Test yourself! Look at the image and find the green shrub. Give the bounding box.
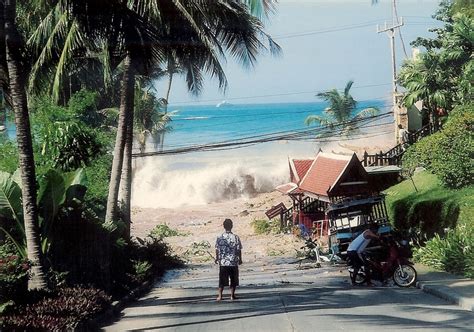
[130,260,152,284]
[133,236,183,276]
[0,241,28,308]
[149,224,187,239]
[413,225,474,277]
[182,241,213,262]
[251,218,281,235]
[403,104,474,189]
[1,287,111,330]
[0,141,18,173]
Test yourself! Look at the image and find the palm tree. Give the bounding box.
[398,52,448,126]
[111,0,281,231]
[305,80,379,135]
[3,0,47,290]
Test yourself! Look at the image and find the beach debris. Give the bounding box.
[239,210,250,216]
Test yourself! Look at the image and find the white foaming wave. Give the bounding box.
[131,157,288,208]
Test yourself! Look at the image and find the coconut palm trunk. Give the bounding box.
[105,54,135,224]
[4,0,47,290]
[158,69,173,152]
[119,95,134,240]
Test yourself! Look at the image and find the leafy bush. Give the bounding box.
[149,224,187,239]
[40,121,102,171]
[0,141,18,173]
[1,287,111,330]
[0,242,29,308]
[403,104,474,188]
[251,218,281,235]
[183,241,213,262]
[129,260,152,284]
[133,236,183,277]
[413,225,474,278]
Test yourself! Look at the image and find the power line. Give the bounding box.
[170,83,392,105]
[160,104,394,149]
[132,112,393,157]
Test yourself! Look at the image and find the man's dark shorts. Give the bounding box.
[219,266,239,288]
[347,251,364,269]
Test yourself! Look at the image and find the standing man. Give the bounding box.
[215,218,242,301]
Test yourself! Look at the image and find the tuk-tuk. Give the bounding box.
[326,195,392,257]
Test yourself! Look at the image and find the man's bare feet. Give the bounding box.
[216,296,222,302]
[230,295,237,301]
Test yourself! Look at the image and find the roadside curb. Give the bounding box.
[416,280,474,312]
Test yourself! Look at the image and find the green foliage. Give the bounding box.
[133,236,183,278]
[251,218,281,235]
[1,287,111,330]
[84,153,112,217]
[131,260,152,284]
[0,141,18,173]
[183,241,212,262]
[386,170,474,276]
[385,171,473,237]
[402,10,473,111]
[305,80,379,135]
[40,121,102,171]
[413,225,474,277]
[149,223,187,239]
[67,89,102,127]
[0,168,87,257]
[0,241,29,308]
[402,105,474,188]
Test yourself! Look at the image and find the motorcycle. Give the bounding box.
[348,238,417,287]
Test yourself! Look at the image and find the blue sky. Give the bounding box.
[154,0,442,106]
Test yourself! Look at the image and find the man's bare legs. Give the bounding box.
[216,287,223,301]
[230,286,236,300]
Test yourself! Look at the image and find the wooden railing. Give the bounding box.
[362,123,437,167]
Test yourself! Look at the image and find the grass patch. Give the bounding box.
[250,219,281,235]
[384,171,473,237]
[385,171,474,277]
[149,224,188,239]
[183,241,213,263]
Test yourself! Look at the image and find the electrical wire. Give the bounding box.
[170,83,392,105]
[132,111,394,157]
[161,104,394,148]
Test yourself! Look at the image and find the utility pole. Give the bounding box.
[377,0,405,144]
[377,16,404,98]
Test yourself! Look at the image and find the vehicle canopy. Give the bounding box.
[326,195,391,256]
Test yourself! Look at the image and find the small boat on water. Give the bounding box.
[216,100,232,108]
[0,125,6,131]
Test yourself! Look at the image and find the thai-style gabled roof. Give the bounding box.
[298,152,369,200]
[289,158,315,184]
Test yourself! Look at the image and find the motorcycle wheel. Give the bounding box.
[349,268,367,285]
[393,264,417,287]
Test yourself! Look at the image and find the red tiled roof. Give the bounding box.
[275,182,298,194]
[299,153,352,197]
[290,159,314,184]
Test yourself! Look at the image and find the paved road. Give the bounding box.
[104,260,474,331]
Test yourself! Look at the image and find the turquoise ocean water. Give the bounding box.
[163,100,388,149]
[132,99,390,208]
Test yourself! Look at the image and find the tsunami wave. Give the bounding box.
[131,155,289,208]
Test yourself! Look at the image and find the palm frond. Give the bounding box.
[304,115,331,126]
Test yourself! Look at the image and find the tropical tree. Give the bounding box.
[133,80,172,154]
[1,0,48,290]
[109,0,281,234]
[400,5,474,119]
[305,80,379,135]
[398,52,449,125]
